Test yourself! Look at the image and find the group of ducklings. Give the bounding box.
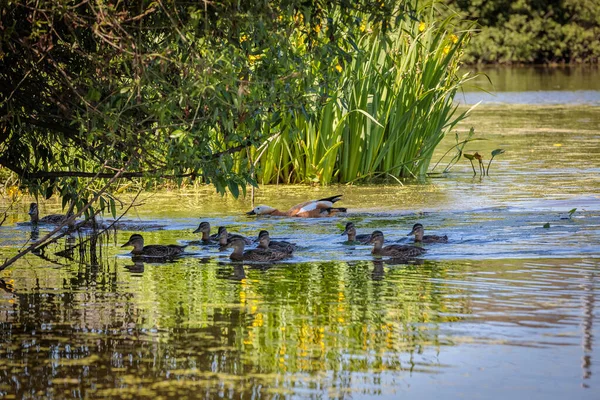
[27,197,448,263]
[120,221,448,262]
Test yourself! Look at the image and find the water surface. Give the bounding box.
[1,104,599,398]
[460,66,600,105]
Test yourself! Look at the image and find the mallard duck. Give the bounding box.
[226,236,291,262]
[28,202,72,225]
[246,194,346,217]
[407,223,448,243]
[341,222,371,244]
[192,221,219,242]
[257,230,296,253]
[217,226,252,247]
[121,234,186,258]
[369,230,426,259]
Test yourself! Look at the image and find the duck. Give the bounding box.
[256,230,296,253]
[217,226,252,247]
[121,234,187,258]
[369,230,426,259]
[226,236,291,262]
[28,202,72,225]
[341,222,371,244]
[407,223,448,243]
[246,194,346,217]
[192,221,219,242]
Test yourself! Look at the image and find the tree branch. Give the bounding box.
[0,140,253,180]
[0,164,129,272]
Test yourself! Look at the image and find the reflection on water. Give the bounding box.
[0,255,598,398]
[1,104,600,398]
[460,66,600,105]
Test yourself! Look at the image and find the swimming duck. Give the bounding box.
[257,230,296,253]
[407,223,448,243]
[226,236,291,262]
[369,230,426,259]
[121,234,187,258]
[246,194,346,217]
[341,222,371,244]
[217,226,252,246]
[28,202,72,225]
[192,221,219,242]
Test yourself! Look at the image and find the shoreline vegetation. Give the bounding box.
[446,0,600,64]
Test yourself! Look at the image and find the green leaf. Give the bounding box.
[110,198,117,218]
[568,208,577,218]
[543,223,550,229]
[463,153,474,160]
[45,186,53,200]
[491,149,505,157]
[228,181,239,198]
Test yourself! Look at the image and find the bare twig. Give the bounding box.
[0,164,129,272]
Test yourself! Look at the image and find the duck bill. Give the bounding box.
[246,210,256,215]
[121,240,132,248]
[341,228,349,236]
[192,227,202,233]
[407,228,417,236]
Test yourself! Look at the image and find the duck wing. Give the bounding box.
[39,214,68,224]
[142,244,186,257]
[423,235,448,243]
[269,240,296,253]
[356,234,371,244]
[383,244,426,258]
[243,248,290,262]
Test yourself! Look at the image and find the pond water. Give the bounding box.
[460,66,600,105]
[1,75,600,398]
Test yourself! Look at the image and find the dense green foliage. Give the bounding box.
[1,0,470,213]
[249,10,472,184]
[446,0,600,63]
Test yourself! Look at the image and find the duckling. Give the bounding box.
[369,230,426,259]
[341,222,371,244]
[121,234,186,258]
[192,221,218,242]
[407,223,448,243]
[246,194,346,217]
[257,230,296,253]
[226,236,291,262]
[217,226,252,247]
[28,202,73,225]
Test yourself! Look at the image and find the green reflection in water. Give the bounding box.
[0,102,599,398]
[462,65,600,92]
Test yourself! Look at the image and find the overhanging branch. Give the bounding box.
[0,140,253,180]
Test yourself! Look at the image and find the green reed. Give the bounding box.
[252,3,474,184]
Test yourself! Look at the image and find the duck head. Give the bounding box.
[369,230,385,249]
[341,222,357,239]
[246,205,276,215]
[257,230,270,248]
[407,223,424,241]
[122,234,144,253]
[193,221,211,234]
[226,236,246,260]
[28,202,39,223]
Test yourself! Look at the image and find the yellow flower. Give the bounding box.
[248,54,262,64]
[335,64,343,72]
[314,24,321,33]
[240,35,248,43]
[360,21,366,32]
[450,34,458,43]
[443,45,451,55]
[419,22,426,32]
[6,186,22,199]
